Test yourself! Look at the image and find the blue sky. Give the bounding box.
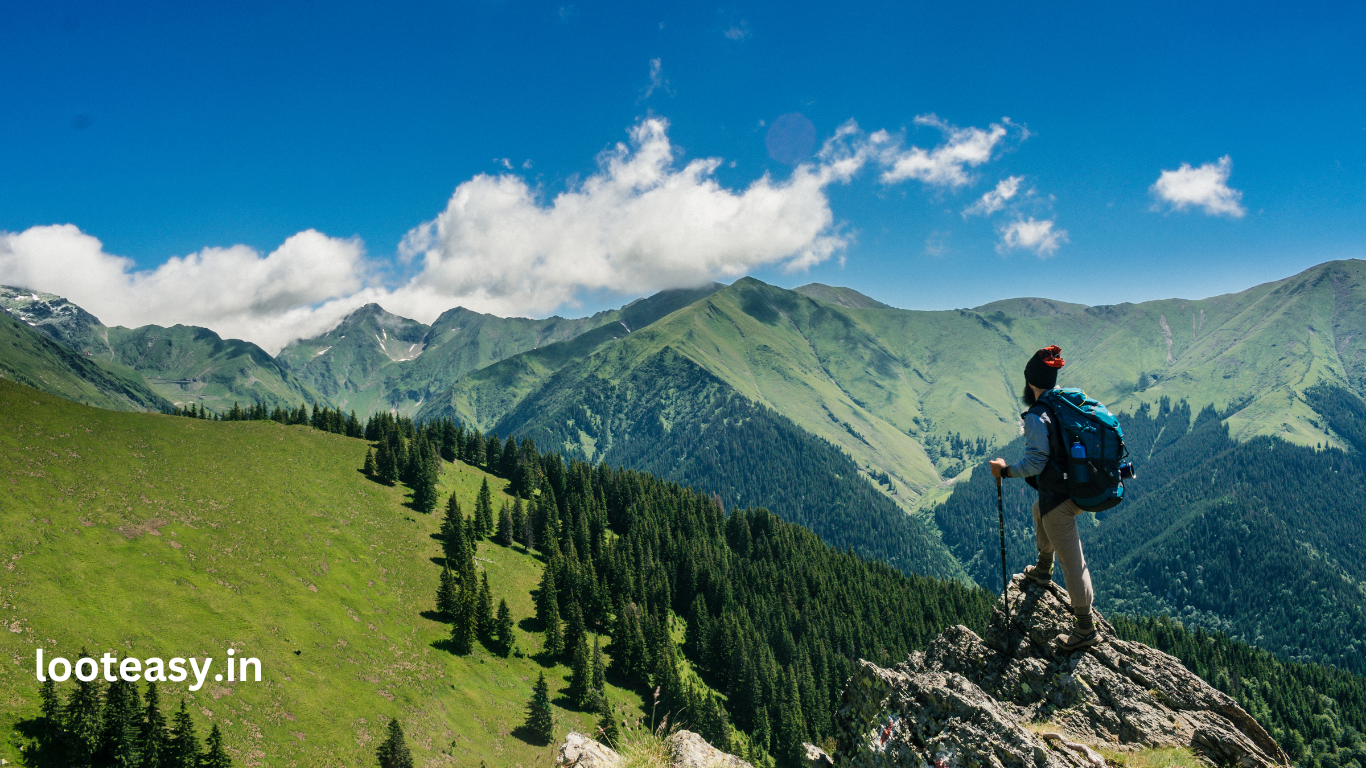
[2,0,1363,350]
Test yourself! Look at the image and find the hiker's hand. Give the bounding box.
[989,459,1008,478]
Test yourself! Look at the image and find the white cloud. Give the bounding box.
[643,58,670,99]
[393,117,869,321]
[1150,155,1245,217]
[964,175,1024,217]
[997,217,1067,257]
[877,115,1017,187]
[0,225,373,353]
[724,21,750,40]
[1,115,1023,352]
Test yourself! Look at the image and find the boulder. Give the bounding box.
[556,731,623,768]
[833,575,1290,768]
[555,730,752,768]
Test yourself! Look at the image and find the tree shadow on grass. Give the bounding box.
[429,637,459,654]
[357,469,391,486]
[429,556,449,567]
[509,723,552,747]
[420,609,449,624]
[10,717,67,767]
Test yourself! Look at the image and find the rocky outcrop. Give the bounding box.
[557,732,624,768]
[833,575,1289,768]
[555,730,753,768]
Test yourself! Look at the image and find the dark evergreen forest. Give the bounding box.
[494,347,963,581]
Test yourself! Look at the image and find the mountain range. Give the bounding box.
[6,260,1366,670]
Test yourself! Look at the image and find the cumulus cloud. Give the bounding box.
[724,21,751,40]
[876,115,1018,187]
[393,117,869,321]
[963,175,1024,217]
[2,114,1022,351]
[997,218,1068,258]
[0,225,373,353]
[1150,155,1245,217]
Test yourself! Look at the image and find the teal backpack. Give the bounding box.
[1036,388,1131,512]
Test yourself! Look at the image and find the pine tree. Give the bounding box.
[596,694,620,748]
[451,587,477,655]
[495,598,515,657]
[474,478,494,537]
[537,566,563,656]
[485,433,503,472]
[363,447,377,476]
[497,502,514,547]
[64,648,103,765]
[543,594,563,657]
[440,495,463,554]
[167,699,200,768]
[39,678,60,744]
[774,670,807,768]
[476,572,494,642]
[567,633,592,708]
[376,440,397,484]
[524,672,554,745]
[412,444,440,513]
[591,635,606,698]
[564,601,586,662]
[536,480,560,557]
[202,723,231,768]
[511,498,527,545]
[436,565,458,620]
[141,681,170,768]
[376,718,415,768]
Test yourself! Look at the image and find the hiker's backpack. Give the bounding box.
[1036,388,1129,512]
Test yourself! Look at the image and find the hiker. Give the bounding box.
[988,345,1100,651]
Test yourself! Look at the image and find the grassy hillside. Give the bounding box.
[0,310,171,414]
[0,380,644,766]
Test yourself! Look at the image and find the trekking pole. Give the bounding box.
[997,475,1009,645]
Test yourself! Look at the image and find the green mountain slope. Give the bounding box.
[495,346,967,580]
[0,379,645,766]
[1,286,319,413]
[435,260,1366,498]
[792,283,893,309]
[280,286,723,418]
[0,309,171,412]
[105,324,320,411]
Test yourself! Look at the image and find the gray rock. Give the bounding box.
[557,731,623,768]
[667,730,753,768]
[834,576,1289,768]
[555,730,752,768]
[804,742,836,767]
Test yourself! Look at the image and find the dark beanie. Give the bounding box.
[1025,345,1065,389]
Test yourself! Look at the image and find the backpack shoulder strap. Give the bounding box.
[1029,398,1067,472]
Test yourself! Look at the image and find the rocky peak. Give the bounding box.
[832,576,1289,768]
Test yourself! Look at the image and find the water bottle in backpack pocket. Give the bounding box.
[1039,389,1131,512]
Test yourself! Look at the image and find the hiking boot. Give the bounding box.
[1022,552,1053,585]
[1055,609,1102,652]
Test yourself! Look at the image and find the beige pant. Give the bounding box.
[1032,499,1094,611]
